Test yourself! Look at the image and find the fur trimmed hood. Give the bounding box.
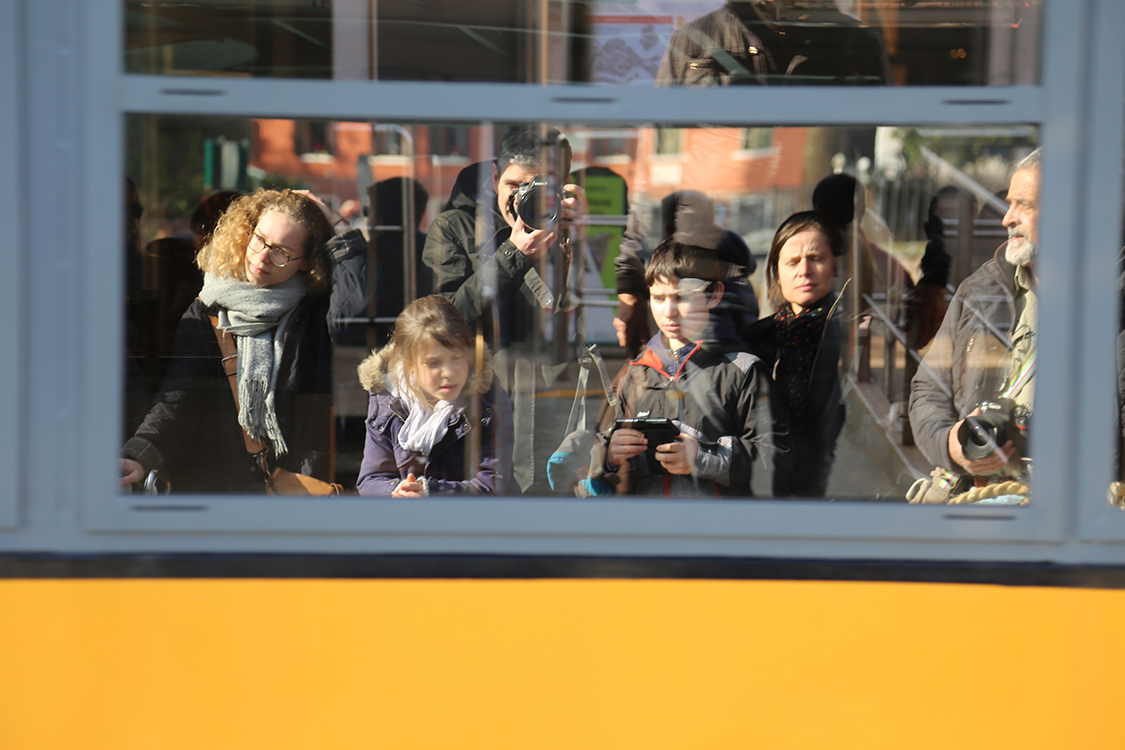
[358,340,496,397]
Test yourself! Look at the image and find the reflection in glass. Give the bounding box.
[124,1,1043,86]
[759,211,846,498]
[122,186,363,493]
[1114,243,1125,508]
[906,148,1039,506]
[355,296,515,497]
[123,116,1037,501]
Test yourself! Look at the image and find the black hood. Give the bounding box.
[444,160,498,213]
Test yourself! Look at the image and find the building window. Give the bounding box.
[654,128,683,156]
[740,128,773,152]
[294,121,334,156]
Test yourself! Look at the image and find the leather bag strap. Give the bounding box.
[208,314,267,455]
[208,313,342,496]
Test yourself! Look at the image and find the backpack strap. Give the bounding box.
[564,343,618,435]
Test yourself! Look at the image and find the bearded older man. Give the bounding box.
[908,149,1040,497]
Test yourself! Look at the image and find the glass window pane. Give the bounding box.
[121,116,1038,503]
[1113,131,1125,512]
[124,1,1043,86]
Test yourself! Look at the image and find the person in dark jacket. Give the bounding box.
[903,192,953,350]
[120,188,367,493]
[613,190,759,358]
[656,1,892,87]
[908,151,1040,493]
[590,240,761,498]
[422,124,586,348]
[356,296,514,496]
[360,177,430,348]
[747,211,846,498]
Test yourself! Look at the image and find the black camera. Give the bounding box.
[508,178,564,230]
[956,398,1031,462]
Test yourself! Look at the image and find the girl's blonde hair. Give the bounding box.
[195,188,333,292]
[391,296,474,405]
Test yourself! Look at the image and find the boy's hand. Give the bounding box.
[608,428,647,469]
[656,435,698,475]
[392,473,425,498]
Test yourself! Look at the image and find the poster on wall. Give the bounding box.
[587,2,720,84]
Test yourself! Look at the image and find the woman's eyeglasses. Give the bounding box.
[249,231,303,268]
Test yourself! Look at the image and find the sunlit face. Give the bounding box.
[777,229,836,314]
[413,334,470,404]
[1002,168,1040,267]
[648,277,723,350]
[243,210,309,287]
[494,162,554,228]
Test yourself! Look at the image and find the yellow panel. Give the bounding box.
[1,579,1123,750]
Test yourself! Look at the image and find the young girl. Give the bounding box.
[356,296,514,496]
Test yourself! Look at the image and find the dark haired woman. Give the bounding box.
[749,211,847,498]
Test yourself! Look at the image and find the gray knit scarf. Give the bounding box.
[199,272,308,456]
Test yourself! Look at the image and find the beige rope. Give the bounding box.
[947,481,1029,505]
[1109,482,1125,509]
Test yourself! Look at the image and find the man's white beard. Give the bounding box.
[1005,232,1037,267]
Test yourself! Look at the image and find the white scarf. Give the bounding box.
[390,364,459,458]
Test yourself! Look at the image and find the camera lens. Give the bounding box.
[515,180,562,230]
[959,422,994,462]
[957,410,1008,462]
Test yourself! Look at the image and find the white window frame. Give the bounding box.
[11,0,1118,560]
[1073,0,1125,542]
[0,0,23,530]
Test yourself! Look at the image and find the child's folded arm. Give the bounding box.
[356,470,403,496]
[428,385,516,496]
[421,463,505,496]
[356,397,408,496]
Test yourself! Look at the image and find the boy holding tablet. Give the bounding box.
[590,239,762,497]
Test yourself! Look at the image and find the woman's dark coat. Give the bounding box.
[746,293,845,498]
[123,232,367,493]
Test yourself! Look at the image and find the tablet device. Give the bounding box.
[615,418,681,474]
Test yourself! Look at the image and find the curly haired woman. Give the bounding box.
[120,188,366,493]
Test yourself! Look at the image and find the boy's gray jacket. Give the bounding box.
[589,334,762,498]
